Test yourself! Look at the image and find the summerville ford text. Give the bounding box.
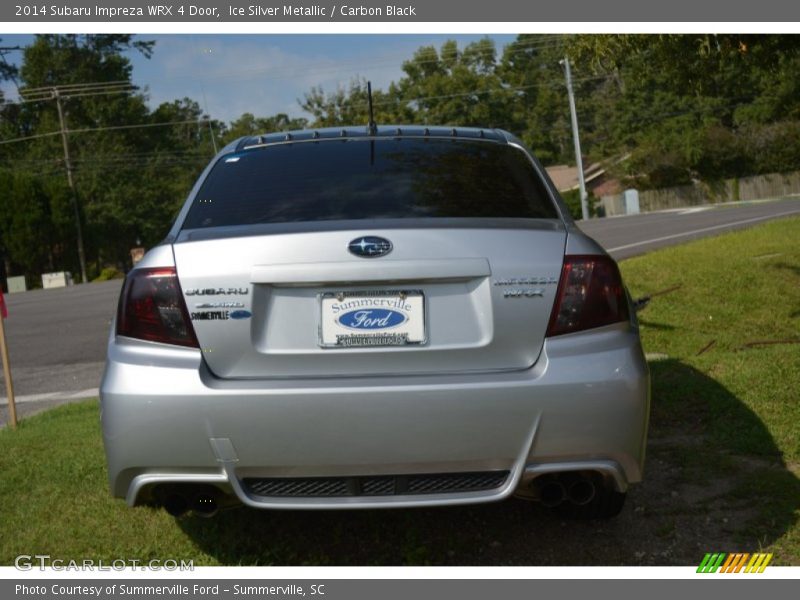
[16,584,318,596]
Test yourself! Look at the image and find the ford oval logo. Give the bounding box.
[338,309,407,330]
[348,236,392,258]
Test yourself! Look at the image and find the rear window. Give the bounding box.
[181,138,558,229]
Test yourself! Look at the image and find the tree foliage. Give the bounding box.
[300,39,515,131]
[564,34,800,185]
[300,35,800,187]
[222,112,308,144]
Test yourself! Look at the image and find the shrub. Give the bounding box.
[92,267,123,282]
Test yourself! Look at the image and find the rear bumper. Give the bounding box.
[100,323,649,508]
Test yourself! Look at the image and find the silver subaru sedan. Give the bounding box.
[100,126,649,519]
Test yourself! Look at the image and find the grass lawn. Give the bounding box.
[1,216,798,566]
[620,215,800,563]
[622,218,800,460]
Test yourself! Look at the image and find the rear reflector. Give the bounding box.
[546,255,629,337]
[116,267,198,347]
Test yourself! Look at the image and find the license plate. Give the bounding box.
[320,291,426,347]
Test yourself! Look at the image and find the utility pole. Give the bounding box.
[560,57,589,221]
[0,288,17,429]
[19,81,135,284]
[53,89,88,284]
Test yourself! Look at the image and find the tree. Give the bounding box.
[498,35,573,164]
[563,34,800,185]
[395,38,512,128]
[1,35,156,276]
[0,172,55,276]
[222,112,308,144]
[299,40,512,129]
[300,77,411,127]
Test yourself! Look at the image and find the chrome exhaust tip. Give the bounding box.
[538,480,567,508]
[162,493,189,517]
[567,477,596,506]
[191,493,219,518]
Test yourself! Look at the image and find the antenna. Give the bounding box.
[366,81,377,135]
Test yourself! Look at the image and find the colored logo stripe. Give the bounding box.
[746,553,773,573]
[720,553,749,573]
[697,553,726,573]
[697,552,773,573]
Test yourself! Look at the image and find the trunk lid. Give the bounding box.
[173,223,565,379]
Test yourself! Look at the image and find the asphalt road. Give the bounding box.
[0,278,122,424]
[580,197,800,260]
[1,197,799,426]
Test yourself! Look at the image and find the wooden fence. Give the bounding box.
[599,170,800,215]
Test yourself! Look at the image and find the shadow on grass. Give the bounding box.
[177,360,799,566]
[638,319,677,331]
[772,262,800,279]
[772,263,800,319]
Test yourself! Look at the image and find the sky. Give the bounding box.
[0,34,517,123]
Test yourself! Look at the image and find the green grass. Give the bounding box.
[619,216,800,561]
[0,217,798,565]
[620,216,800,461]
[0,402,214,564]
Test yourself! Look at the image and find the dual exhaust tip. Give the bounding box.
[161,489,220,518]
[535,474,596,508]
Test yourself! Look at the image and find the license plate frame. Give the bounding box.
[318,290,426,348]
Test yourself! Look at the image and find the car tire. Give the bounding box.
[553,487,627,520]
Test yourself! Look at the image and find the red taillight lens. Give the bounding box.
[546,255,630,337]
[116,267,198,347]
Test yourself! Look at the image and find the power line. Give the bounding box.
[10,81,140,283]
[0,151,210,166]
[0,37,569,103]
[342,75,610,112]
[22,80,131,93]
[8,76,750,162]
[0,77,604,149]
[0,129,62,145]
[68,118,206,135]
[576,94,768,131]
[5,81,137,106]
[0,74,612,148]
[0,118,208,145]
[19,80,135,101]
[0,38,572,128]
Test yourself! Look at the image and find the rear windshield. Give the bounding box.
[181,138,558,229]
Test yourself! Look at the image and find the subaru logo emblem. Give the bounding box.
[348,236,393,258]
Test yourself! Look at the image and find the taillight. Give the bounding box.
[116,267,198,347]
[546,255,630,337]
